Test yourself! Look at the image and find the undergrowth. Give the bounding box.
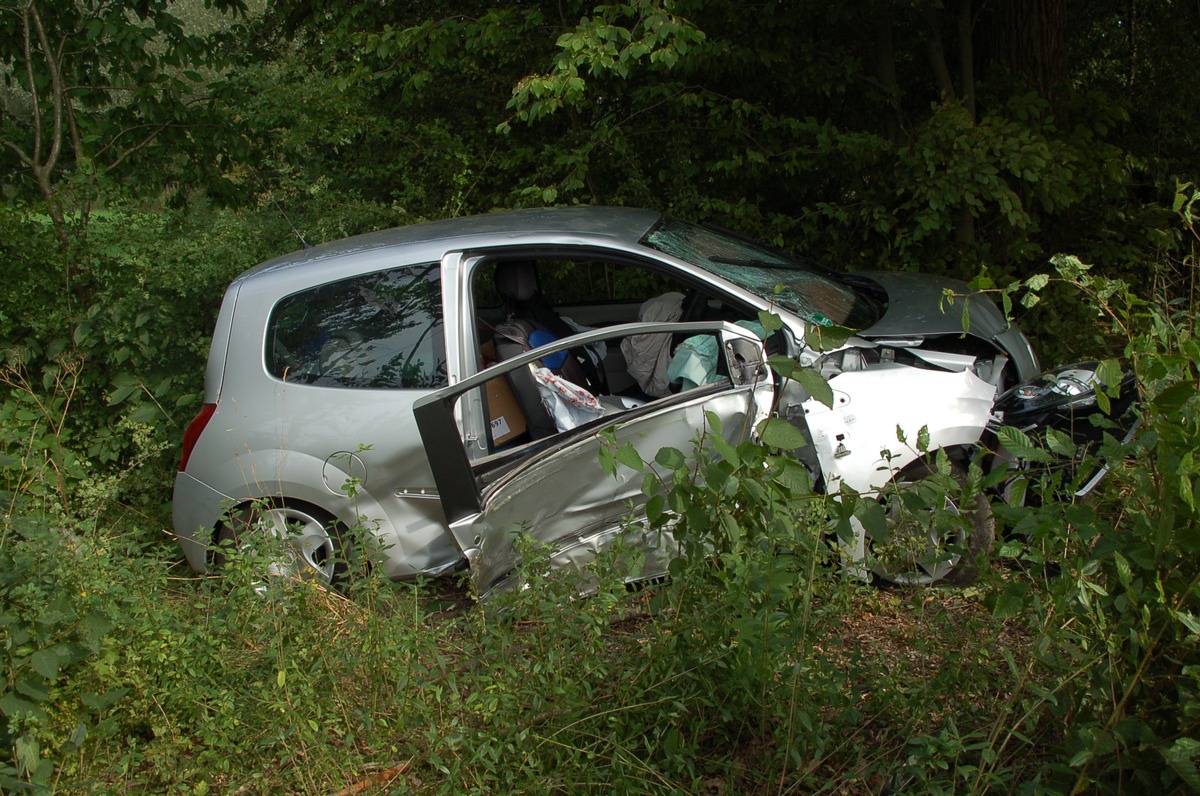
[2,188,1199,794]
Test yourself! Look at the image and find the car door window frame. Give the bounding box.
[413,320,771,525]
[443,244,782,447]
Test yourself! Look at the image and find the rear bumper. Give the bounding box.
[172,471,235,573]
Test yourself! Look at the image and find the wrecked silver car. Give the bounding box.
[175,206,1059,594]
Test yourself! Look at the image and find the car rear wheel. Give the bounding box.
[868,460,993,587]
[213,502,348,590]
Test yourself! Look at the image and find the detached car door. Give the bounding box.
[413,321,775,596]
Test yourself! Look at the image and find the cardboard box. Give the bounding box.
[485,376,526,446]
[480,341,527,446]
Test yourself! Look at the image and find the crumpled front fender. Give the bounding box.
[804,365,997,494]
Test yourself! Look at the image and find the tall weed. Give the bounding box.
[971,183,1200,793]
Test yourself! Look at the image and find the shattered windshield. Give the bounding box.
[639,218,883,330]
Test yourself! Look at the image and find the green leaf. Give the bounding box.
[615,443,644,472]
[654,446,686,470]
[767,353,798,379]
[642,471,661,497]
[719,511,742,544]
[1044,427,1077,458]
[996,426,1054,464]
[126,404,161,423]
[704,410,724,437]
[1163,738,1200,792]
[645,494,665,524]
[1154,381,1195,413]
[857,499,887,541]
[0,691,46,719]
[775,458,813,494]
[1096,359,1124,393]
[68,723,87,749]
[80,614,115,640]
[1177,612,1200,637]
[1025,273,1050,291]
[15,676,49,702]
[15,735,40,776]
[108,384,138,405]
[598,444,616,477]
[29,649,59,681]
[711,435,739,467]
[757,417,809,451]
[807,324,854,352]
[795,368,834,409]
[990,583,1028,619]
[757,310,783,334]
[81,687,128,711]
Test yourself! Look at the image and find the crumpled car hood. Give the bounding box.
[857,271,1010,341]
[848,271,1038,382]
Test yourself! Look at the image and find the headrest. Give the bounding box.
[495,261,538,302]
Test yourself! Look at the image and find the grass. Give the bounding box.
[2,522,1067,796]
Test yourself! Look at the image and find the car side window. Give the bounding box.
[267,262,447,389]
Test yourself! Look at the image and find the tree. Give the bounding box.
[0,0,249,238]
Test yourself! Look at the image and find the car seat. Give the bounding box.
[491,261,607,439]
[620,291,684,397]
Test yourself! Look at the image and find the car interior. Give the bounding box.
[468,255,768,457]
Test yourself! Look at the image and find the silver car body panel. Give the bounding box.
[174,210,671,576]
[173,383,460,579]
[205,281,241,402]
[173,206,1026,585]
[413,321,773,596]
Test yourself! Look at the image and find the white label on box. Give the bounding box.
[490,415,511,439]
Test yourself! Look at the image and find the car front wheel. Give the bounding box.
[867,460,994,587]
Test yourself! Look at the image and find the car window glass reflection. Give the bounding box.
[267,262,447,388]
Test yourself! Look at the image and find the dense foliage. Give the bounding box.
[1,0,1198,792]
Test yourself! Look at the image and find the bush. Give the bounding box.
[975,184,1200,793]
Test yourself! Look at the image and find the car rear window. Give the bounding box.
[267,262,448,389]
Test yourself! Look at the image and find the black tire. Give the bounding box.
[212,501,349,589]
[868,459,994,587]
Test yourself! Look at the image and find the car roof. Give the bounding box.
[239,206,664,283]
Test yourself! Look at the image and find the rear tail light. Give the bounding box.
[179,403,217,472]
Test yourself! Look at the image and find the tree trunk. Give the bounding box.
[921,6,957,103]
[921,3,978,244]
[872,1,904,144]
[987,0,1068,112]
[958,0,976,121]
